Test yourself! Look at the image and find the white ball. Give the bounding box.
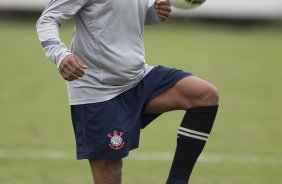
[167,0,206,9]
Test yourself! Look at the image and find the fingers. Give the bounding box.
[59,54,88,81]
[155,0,171,21]
[156,9,170,21]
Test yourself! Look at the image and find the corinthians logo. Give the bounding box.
[107,130,125,150]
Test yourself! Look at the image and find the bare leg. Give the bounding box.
[89,159,123,184]
[145,76,219,113]
[144,76,219,183]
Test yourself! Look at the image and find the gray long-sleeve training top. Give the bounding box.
[36,0,160,105]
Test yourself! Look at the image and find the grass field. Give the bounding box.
[0,18,282,184]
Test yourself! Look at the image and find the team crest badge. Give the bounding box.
[107,130,125,150]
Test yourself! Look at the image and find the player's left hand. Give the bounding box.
[154,0,171,21]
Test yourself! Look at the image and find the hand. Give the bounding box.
[154,0,171,21]
[59,54,88,81]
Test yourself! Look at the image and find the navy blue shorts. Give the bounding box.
[71,66,192,159]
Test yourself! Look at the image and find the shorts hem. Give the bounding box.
[76,146,139,160]
[77,152,129,160]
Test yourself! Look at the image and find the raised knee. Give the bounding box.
[189,84,219,107]
[203,85,219,105]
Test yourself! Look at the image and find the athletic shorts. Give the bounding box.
[70,66,192,159]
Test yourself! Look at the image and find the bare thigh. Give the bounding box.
[144,76,219,114]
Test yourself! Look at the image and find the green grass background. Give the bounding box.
[0,18,281,183]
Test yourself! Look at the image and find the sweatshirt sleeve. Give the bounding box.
[145,4,161,25]
[36,0,90,68]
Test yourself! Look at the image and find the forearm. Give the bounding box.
[36,15,72,68]
[36,0,89,68]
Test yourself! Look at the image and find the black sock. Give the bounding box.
[166,105,218,184]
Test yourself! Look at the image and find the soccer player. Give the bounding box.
[36,0,219,183]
